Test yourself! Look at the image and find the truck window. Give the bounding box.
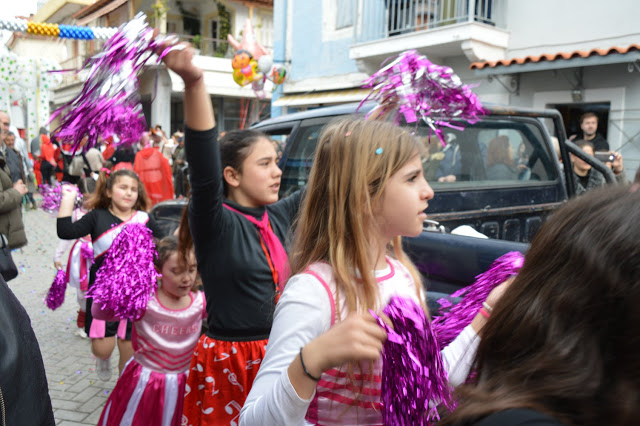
[423,118,558,189]
[279,122,326,197]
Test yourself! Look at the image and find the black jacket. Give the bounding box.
[0,277,55,425]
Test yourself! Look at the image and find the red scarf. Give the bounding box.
[223,204,290,293]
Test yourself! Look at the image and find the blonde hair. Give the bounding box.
[291,117,425,317]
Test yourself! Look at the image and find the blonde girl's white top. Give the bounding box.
[240,257,480,426]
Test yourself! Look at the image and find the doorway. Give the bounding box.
[549,102,610,140]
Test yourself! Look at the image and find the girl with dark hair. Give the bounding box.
[57,168,161,382]
[93,236,204,426]
[53,177,97,338]
[159,41,304,423]
[443,186,640,426]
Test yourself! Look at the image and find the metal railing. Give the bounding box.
[356,0,496,43]
[177,34,274,58]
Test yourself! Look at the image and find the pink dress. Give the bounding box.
[98,291,206,426]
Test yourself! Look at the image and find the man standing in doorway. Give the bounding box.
[574,112,609,152]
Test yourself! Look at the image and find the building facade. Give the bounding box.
[275,0,640,177]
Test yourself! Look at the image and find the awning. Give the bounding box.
[470,44,640,76]
[273,89,370,107]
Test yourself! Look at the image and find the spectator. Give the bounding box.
[436,133,461,182]
[0,115,25,184]
[442,186,640,426]
[84,142,105,175]
[40,134,57,185]
[486,136,518,180]
[7,132,37,209]
[134,132,174,205]
[0,143,27,248]
[572,139,627,196]
[31,126,47,159]
[571,112,609,152]
[0,275,55,425]
[171,132,187,197]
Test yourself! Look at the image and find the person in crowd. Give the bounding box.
[53,177,97,339]
[109,143,136,171]
[441,186,640,426]
[240,117,506,425]
[171,132,187,197]
[84,139,105,176]
[93,236,205,426]
[57,168,161,381]
[5,132,26,183]
[0,274,55,425]
[486,136,518,180]
[31,126,47,159]
[0,113,25,184]
[158,41,305,424]
[436,133,461,182]
[40,134,57,185]
[0,146,27,249]
[6,131,38,210]
[570,112,609,152]
[571,139,626,195]
[134,132,174,205]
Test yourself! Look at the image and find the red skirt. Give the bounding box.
[182,335,267,425]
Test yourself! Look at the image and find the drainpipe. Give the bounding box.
[271,0,287,118]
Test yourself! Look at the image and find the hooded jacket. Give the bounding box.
[134,146,174,205]
[0,161,26,248]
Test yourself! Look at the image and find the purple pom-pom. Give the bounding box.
[372,296,453,425]
[45,269,69,310]
[40,183,82,214]
[360,50,484,144]
[80,242,94,264]
[49,13,184,151]
[87,223,158,320]
[432,251,524,348]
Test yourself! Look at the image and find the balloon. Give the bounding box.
[232,50,252,70]
[268,65,287,85]
[227,19,268,61]
[232,59,261,86]
[257,55,273,74]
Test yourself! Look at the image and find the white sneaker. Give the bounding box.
[75,329,88,339]
[96,357,112,382]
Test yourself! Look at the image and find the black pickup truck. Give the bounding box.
[152,103,615,299]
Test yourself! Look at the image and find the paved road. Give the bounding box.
[8,206,118,425]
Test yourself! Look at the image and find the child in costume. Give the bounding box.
[53,177,96,338]
[93,236,205,426]
[157,39,304,423]
[240,118,508,425]
[57,168,161,381]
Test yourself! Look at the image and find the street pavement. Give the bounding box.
[8,204,118,425]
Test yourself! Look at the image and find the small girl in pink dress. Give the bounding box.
[93,236,205,426]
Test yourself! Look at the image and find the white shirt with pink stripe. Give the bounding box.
[241,257,479,425]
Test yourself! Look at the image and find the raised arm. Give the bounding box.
[159,40,226,251]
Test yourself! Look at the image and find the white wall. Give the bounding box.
[504,0,640,58]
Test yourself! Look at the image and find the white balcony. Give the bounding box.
[350,0,509,73]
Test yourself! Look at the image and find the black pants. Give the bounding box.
[40,162,54,186]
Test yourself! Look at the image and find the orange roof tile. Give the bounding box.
[470,44,640,70]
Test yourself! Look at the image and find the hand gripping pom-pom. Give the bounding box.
[49,13,181,151]
[432,251,524,348]
[87,223,159,321]
[46,269,69,310]
[360,50,484,144]
[371,297,453,425]
[40,183,82,214]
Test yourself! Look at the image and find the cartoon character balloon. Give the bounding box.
[228,19,287,93]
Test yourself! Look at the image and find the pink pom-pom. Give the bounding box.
[360,50,484,144]
[87,223,158,320]
[371,296,453,425]
[49,13,181,151]
[432,251,525,348]
[40,183,82,214]
[45,269,69,310]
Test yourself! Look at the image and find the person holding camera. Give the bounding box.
[571,139,627,196]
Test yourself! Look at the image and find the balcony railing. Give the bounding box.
[356,0,496,43]
[177,34,233,58]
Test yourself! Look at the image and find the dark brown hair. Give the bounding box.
[443,186,640,425]
[486,135,513,168]
[579,111,598,124]
[77,177,96,196]
[219,129,268,196]
[177,202,193,265]
[86,168,150,211]
[574,139,594,152]
[154,235,179,269]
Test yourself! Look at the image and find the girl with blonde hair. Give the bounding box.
[240,117,506,425]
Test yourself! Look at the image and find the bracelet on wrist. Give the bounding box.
[299,347,321,382]
[482,301,493,313]
[479,307,491,319]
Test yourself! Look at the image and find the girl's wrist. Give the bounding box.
[301,341,326,378]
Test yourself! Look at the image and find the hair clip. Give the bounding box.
[345,131,351,137]
[100,167,111,176]
[375,148,384,155]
